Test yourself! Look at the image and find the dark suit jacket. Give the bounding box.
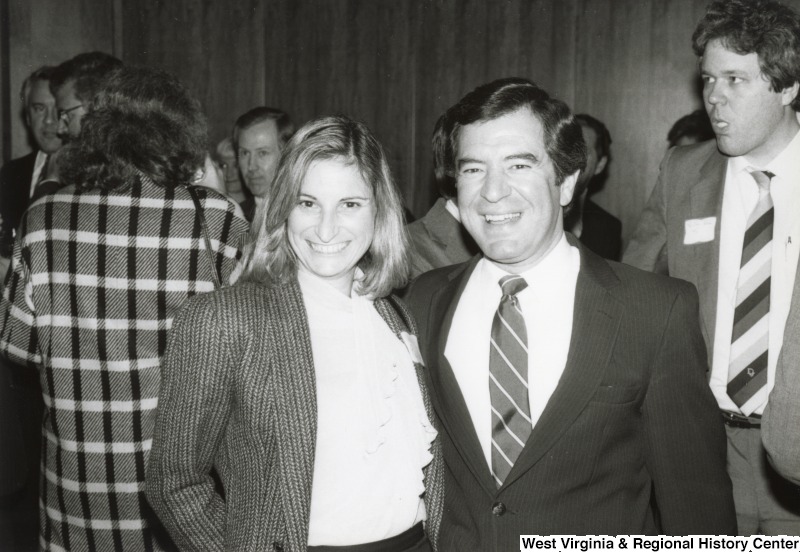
[0,152,36,258]
[580,198,622,261]
[404,239,735,549]
[406,198,480,279]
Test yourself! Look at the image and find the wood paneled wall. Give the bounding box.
[572,0,712,241]
[413,1,580,214]
[116,0,726,242]
[8,0,800,244]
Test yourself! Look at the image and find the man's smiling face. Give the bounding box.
[455,107,577,273]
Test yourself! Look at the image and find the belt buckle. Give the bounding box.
[721,410,761,429]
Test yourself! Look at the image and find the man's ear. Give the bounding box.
[559,170,580,207]
[594,155,608,176]
[781,81,799,107]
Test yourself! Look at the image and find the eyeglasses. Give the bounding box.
[58,104,84,124]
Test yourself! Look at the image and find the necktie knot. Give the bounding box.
[750,170,774,193]
[499,275,528,297]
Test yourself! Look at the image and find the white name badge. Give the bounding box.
[684,217,716,244]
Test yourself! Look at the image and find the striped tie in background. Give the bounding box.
[727,170,774,415]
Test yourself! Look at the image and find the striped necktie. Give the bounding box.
[727,170,774,415]
[489,274,530,486]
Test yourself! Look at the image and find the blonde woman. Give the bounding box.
[147,116,443,552]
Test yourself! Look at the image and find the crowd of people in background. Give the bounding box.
[1,0,799,550]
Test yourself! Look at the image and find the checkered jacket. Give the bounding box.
[0,175,249,551]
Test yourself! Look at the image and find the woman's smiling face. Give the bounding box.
[287,158,376,295]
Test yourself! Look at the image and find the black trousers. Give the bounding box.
[308,523,431,552]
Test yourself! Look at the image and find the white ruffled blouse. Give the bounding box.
[299,269,437,546]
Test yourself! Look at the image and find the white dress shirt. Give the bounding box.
[444,198,461,221]
[300,270,436,546]
[445,234,580,469]
[29,151,48,198]
[710,128,800,415]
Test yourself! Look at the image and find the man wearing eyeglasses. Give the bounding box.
[50,51,122,141]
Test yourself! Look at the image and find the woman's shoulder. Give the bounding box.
[184,279,302,318]
[191,280,282,307]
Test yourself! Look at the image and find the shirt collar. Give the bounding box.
[444,198,461,222]
[34,150,48,168]
[730,126,800,180]
[296,266,369,307]
[478,232,574,294]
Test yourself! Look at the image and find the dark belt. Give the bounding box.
[308,523,426,552]
[721,410,761,429]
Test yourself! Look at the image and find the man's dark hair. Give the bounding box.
[692,0,800,110]
[20,65,56,106]
[433,77,586,199]
[667,109,715,147]
[574,113,612,161]
[58,66,207,192]
[232,107,295,150]
[50,52,123,107]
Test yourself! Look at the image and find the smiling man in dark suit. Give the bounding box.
[404,78,736,549]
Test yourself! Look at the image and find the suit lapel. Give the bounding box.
[688,151,726,359]
[271,281,316,550]
[6,152,37,226]
[425,256,497,495]
[502,245,622,488]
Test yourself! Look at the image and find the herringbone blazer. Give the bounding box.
[146,279,443,552]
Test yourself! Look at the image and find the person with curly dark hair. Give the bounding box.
[625,0,800,535]
[0,65,250,551]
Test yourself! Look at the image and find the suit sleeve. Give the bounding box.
[642,282,737,534]
[0,222,41,369]
[145,294,232,552]
[762,284,800,485]
[623,149,675,272]
[197,188,250,286]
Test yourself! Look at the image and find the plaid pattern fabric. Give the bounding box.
[0,175,249,551]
